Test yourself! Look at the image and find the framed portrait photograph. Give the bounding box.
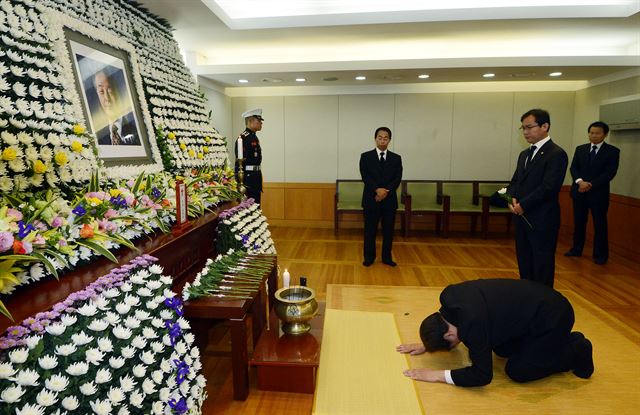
[65,29,154,167]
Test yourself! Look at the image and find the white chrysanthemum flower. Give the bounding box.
[38,355,58,370]
[150,341,165,354]
[36,389,58,407]
[71,331,93,346]
[131,336,147,349]
[163,289,176,299]
[148,264,163,274]
[23,334,41,350]
[115,302,131,315]
[88,319,109,331]
[76,302,98,316]
[15,368,39,386]
[90,398,112,415]
[139,350,155,366]
[93,295,109,309]
[174,341,187,356]
[97,337,114,353]
[9,348,29,364]
[129,391,144,408]
[146,300,160,310]
[120,346,136,359]
[103,287,120,298]
[85,348,105,365]
[61,395,79,411]
[159,276,172,284]
[65,361,89,376]
[59,314,77,327]
[180,379,191,395]
[151,317,164,329]
[151,370,164,385]
[177,317,191,330]
[141,327,158,340]
[146,280,163,290]
[79,381,97,396]
[103,312,121,325]
[119,375,136,393]
[152,401,164,415]
[107,386,125,404]
[159,310,173,320]
[120,282,133,292]
[112,325,132,340]
[1,385,26,403]
[109,356,126,369]
[123,294,140,306]
[160,358,172,373]
[142,378,156,394]
[14,403,45,415]
[158,387,171,401]
[137,287,153,297]
[123,316,141,329]
[132,364,146,378]
[95,368,112,384]
[45,374,69,392]
[197,374,207,388]
[0,362,16,379]
[118,406,130,415]
[134,309,152,321]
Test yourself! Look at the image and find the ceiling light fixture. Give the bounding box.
[238,79,249,83]
[418,74,430,79]
[295,78,306,82]
[549,72,563,77]
[483,73,495,78]
[355,76,366,80]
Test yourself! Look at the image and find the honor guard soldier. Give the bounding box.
[235,108,264,203]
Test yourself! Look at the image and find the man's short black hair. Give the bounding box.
[374,126,392,139]
[588,121,609,135]
[419,312,450,352]
[520,108,551,131]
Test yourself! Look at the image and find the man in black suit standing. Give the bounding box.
[359,127,403,267]
[397,279,594,386]
[507,109,568,287]
[565,121,619,265]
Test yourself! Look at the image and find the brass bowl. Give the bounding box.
[274,286,319,335]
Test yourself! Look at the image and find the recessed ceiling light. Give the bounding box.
[418,74,430,79]
[238,79,249,83]
[295,78,306,82]
[355,76,366,80]
[483,73,495,78]
[549,72,563,77]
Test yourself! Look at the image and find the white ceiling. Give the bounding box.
[137,0,640,91]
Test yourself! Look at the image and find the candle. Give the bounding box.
[237,137,243,159]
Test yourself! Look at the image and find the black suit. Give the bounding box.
[235,128,262,203]
[359,149,403,263]
[568,142,620,262]
[507,139,568,287]
[96,112,140,146]
[439,279,577,386]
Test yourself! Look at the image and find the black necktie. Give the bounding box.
[525,145,536,169]
[111,124,122,145]
[379,152,385,164]
[589,145,597,162]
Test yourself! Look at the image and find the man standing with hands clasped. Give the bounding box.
[507,109,568,287]
[565,121,619,265]
[360,127,403,267]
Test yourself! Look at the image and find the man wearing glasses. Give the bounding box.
[506,109,568,287]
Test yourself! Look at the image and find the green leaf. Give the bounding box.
[104,234,137,251]
[0,254,40,262]
[44,248,69,268]
[30,252,59,280]
[132,171,146,194]
[3,193,23,207]
[0,300,13,321]
[153,217,169,233]
[75,240,118,263]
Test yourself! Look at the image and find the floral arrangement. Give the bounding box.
[0,254,207,414]
[216,199,276,255]
[497,187,532,229]
[177,167,241,219]
[182,250,276,302]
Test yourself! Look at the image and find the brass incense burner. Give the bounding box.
[274,286,318,335]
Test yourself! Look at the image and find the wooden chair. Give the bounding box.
[334,180,364,235]
[479,182,513,239]
[442,181,482,238]
[403,180,444,236]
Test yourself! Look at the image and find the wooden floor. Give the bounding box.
[200,227,640,414]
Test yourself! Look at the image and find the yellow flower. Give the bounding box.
[86,197,103,206]
[109,189,122,197]
[54,152,68,166]
[197,153,204,159]
[204,136,211,143]
[167,132,176,140]
[179,143,187,151]
[188,149,195,158]
[73,124,85,135]
[203,146,209,153]
[2,148,17,161]
[33,160,47,174]
[71,141,83,152]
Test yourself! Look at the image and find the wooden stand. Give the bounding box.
[250,302,324,394]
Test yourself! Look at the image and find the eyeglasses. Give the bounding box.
[519,124,539,131]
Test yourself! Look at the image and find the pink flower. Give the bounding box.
[7,208,23,221]
[104,208,118,219]
[0,231,14,252]
[125,195,135,206]
[51,216,64,228]
[33,235,46,246]
[140,195,150,204]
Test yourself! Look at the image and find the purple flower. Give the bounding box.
[17,221,36,239]
[253,243,261,250]
[109,195,127,209]
[241,234,249,246]
[151,187,162,199]
[164,297,183,316]
[51,216,64,228]
[168,397,188,414]
[0,231,14,252]
[173,359,190,385]
[0,338,18,350]
[165,320,182,346]
[72,205,87,216]
[6,325,29,338]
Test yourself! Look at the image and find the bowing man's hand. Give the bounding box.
[396,343,426,355]
[403,368,447,383]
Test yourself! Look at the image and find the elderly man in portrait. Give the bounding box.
[92,70,140,146]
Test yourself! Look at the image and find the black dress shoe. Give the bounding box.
[569,331,585,343]
[572,338,594,379]
[382,259,397,267]
[564,250,582,257]
[594,258,607,265]
[362,259,374,267]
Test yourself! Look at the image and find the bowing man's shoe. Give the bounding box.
[572,337,594,379]
[594,258,607,265]
[362,259,374,267]
[564,250,582,257]
[382,259,397,267]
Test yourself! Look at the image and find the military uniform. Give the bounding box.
[235,128,262,203]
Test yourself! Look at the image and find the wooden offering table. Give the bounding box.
[250,302,325,394]
[182,256,277,401]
